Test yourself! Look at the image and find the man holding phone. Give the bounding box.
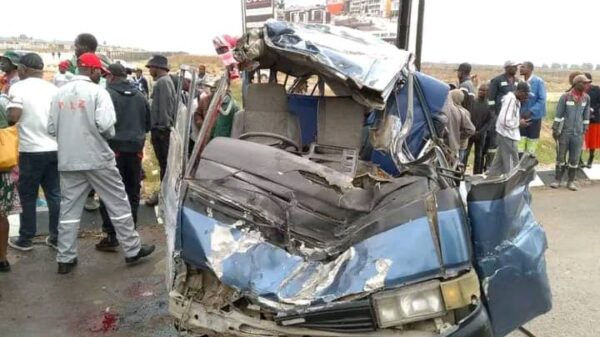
[518,62,547,156]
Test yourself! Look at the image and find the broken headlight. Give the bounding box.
[373,280,445,328]
[372,271,481,328]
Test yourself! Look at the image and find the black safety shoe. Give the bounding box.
[8,237,33,251]
[0,260,10,272]
[125,244,156,264]
[95,236,120,252]
[57,258,78,274]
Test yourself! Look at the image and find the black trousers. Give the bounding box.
[151,129,171,181]
[18,151,60,242]
[100,152,142,236]
[465,134,487,175]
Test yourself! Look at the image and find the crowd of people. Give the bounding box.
[446,61,598,190]
[0,33,235,274]
[1,32,597,274]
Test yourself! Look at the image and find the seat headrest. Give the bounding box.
[245,83,288,112]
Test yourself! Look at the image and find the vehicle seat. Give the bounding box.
[231,83,301,149]
[317,97,367,150]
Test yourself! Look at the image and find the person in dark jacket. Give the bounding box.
[583,73,600,168]
[133,69,149,98]
[485,60,520,169]
[96,63,150,251]
[463,82,494,174]
[145,55,176,207]
[456,62,475,94]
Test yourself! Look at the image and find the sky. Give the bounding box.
[0,0,597,66]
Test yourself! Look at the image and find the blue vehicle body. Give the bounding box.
[164,20,551,337]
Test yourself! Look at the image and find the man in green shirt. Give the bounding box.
[67,33,111,88]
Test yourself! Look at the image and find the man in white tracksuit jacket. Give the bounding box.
[487,82,531,176]
[48,53,155,274]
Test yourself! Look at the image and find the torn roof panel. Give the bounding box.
[242,20,411,109]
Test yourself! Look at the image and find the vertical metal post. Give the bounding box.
[396,0,412,50]
[414,0,425,70]
[241,0,247,34]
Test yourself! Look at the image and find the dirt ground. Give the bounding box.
[1,184,599,337]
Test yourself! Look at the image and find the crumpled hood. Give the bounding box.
[177,139,473,310]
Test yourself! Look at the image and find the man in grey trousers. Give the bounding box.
[48,53,155,274]
[487,82,530,177]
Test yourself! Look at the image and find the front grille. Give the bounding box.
[274,300,376,333]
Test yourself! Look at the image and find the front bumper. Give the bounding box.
[444,302,493,337]
[169,291,493,337]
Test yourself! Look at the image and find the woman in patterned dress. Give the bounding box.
[0,93,21,272]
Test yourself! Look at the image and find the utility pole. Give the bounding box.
[396,0,425,70]
[396,0,412,51]
[415,0,425,70]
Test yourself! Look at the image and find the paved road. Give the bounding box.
[508,183,600,337]
[0,225,175,337]
[1,184,599,337]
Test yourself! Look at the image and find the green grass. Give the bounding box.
[230,81,243,106]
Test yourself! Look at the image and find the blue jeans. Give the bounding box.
[18,151,60,243]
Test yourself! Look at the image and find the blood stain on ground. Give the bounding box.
[88,308,119,333]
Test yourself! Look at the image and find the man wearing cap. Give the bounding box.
[95,63,151,252]
[69,33,113,212]
[145,55,176,206]
[487,82,530,177]
[0,51,24,94]
[196,79,239,141]
[518,61,547,156]
[54,60,74,88]
[550,74,591,191]
[457,62,475,94]
[4,53,61,252]
[48,52,155,274]
[486,61,520,169]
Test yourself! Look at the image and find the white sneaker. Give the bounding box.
[8,238,34,252]
[45,236,58,251]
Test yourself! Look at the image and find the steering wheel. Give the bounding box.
[239,132,300,152]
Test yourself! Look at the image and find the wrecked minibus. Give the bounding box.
[162,21,551,337]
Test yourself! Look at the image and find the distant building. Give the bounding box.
[283,5,332,24]
[348,0,398,18]
[326,0,345,15]
[333,15,397,44]
[0,35,145,54]
[349,0,383,17]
